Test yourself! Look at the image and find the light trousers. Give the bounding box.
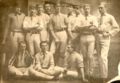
[80,35,95,77]
[96,34,110,78]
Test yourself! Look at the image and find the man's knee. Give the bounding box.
[8,66,16,75]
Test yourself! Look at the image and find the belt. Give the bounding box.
[11,31,23,33]
[54,28,67,32]
[27,31,40,34]
[71,30,79,33]
[81,32,93,35]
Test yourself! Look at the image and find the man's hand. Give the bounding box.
[89,26,97,30]
[103,32,110,37]
[34,65,41,71]
[54,38,59,43]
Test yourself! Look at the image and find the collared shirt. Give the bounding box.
[35,51,54,69]
[83,14,98,28]
[80,14,98,34]
[75,14,85,27]
[98,13,119,36]
[7,13,25,31]
[50,13,68,31]
[64,51,84,71]
[67,14,77,31]
[38,13,50,29]
[23,15,39,30]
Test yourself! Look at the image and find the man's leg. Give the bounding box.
[28,67,54,80]
[26,34,34,56]
[56,31,68,67]
[87,35,95,77]
[99,39,110,79]
[34,34,41,54]
[10,32,18,56]
[40,30,49,42]
[80,35,88,77]
[8,65,23,76]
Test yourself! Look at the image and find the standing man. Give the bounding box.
[67,4,77,44]
[96,4,119,83]
[2,5,25,57]
[23,6,41,56]
[49,3,68,66]
[44,2,54,52]
[36,4,50,43]
[44,2,53,16]
[79,4,98,78]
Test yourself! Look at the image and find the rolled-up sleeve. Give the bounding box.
[109,16,120,36]
[76,54,84,68]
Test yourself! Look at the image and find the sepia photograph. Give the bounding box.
[0,0,120,83]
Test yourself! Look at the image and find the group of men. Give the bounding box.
[1,2,120,83]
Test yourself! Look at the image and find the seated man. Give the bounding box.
[29,41,63,80]
[8,41,33,77]
[60,44,88,82]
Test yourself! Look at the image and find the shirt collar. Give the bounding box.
[101,13,107,17]
[14,12,22,16]
[41,51,48,55]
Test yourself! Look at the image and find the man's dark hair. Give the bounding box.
[40,41,49,47]
[68,43,76,50]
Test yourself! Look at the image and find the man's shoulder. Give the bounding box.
[46,51,53,55]
[105,13,114,19]
[73,52,83,59]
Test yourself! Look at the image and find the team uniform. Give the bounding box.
[23,15,41,56]
[49,13,68,66]
[38,13,50,42]
[8,50,32,76]
[6,13,25,55]
[68,13,84,52]
[64,51,84,78]
[29,51,62,80]
[96,13,119,78]
[79,14,98,77]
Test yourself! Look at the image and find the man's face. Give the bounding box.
[37,5,44,13]
[41,43,48,52]
[67,6,73,13]
[66,45,74,53]
[45,4,51,12]
[30,9,37,16]
[84,6,90,15]
[99,6,106,14]
[15,7,21,14]
[55,4,61,13]
[20,43,26,51]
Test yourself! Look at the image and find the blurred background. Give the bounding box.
[0,0,120,81]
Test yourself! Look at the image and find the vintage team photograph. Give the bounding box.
[0,0,120,83]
